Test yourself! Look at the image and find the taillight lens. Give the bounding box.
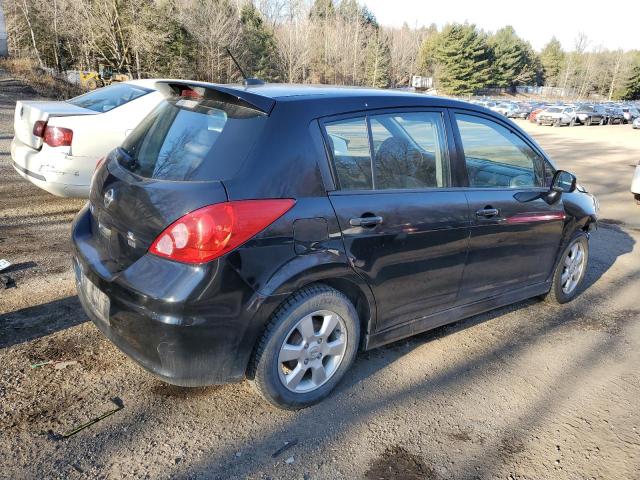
[149,199,295,264]
[33,120,47,137]
[43,126,73,147]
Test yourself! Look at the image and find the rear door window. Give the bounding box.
[455,113,544,188]
[370,112,449,189]
[324,111,449,190]
[67,83,152,113]
[119,97,267,181]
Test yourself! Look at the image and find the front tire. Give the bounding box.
[248,284,360,409]
[542,231,589,304]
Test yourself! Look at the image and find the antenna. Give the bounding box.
[226,47,247,81]
[225,47,265,87]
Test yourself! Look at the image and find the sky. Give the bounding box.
[362,0,640,52]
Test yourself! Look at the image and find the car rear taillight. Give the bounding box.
[180,87,203,99]
[33,120,47,137]
[33,122,73,147]
[43,126,73,147]
[149,199,295,264]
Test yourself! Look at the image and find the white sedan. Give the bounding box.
[537,106,576,126]
[11,80,164,197]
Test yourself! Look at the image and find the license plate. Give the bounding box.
[80,273,110,325]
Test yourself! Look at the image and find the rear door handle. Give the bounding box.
[475,208,500,218]
[350,216,383,227]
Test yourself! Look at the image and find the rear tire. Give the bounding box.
[585,117,592,126]
[542,231,589,304]
[248,284,360,410]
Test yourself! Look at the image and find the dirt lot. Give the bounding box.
[1,77,639,479]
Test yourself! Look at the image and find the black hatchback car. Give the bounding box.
[72,82,598,409]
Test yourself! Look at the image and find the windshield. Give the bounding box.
[118,97,267,181]
[68,83,152,113]
[547,107,561,113]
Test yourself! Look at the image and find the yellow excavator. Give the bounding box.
[79,64,131,90]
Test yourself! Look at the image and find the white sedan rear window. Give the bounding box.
[67,83,152,113]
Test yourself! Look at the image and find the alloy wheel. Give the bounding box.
[277,310,347,393]
[561,241,586,295]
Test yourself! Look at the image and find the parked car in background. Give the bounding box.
[537,106,576,126]
[494,102,519,117]
[73,81,597,409]
[606,107,625,125]
[594,105,611,124]
[633,116,640,129]
[528,107,547,123]
[513,103,534,119]
[574,104,606,126]
[11,80,164,197]
[622,106,640,123]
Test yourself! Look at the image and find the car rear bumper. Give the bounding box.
[11,137,91,197]
[72,205,286,386]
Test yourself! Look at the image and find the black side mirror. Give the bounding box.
[551,170,577,193]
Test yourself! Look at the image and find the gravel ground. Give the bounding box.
[1,77,639,480]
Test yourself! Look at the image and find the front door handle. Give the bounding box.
[350,216,383,227]
[475,207,500,218]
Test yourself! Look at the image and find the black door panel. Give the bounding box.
[461,190,564,301]
[330,191,470,331]
[451,111,565,301]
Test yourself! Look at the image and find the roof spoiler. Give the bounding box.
[154,80,275,115]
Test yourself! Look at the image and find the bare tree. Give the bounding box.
[274,0,310,82]
[16,0,43,67]
[179,0,242,83]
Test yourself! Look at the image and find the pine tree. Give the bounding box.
[488,26,536,90]
[365,30,391,88]
[239,4,279,81]
[621,52,640,100]
[309,0,335,20]
[434,23,491,96]
[539,37,565,87]
[417,27,440,78]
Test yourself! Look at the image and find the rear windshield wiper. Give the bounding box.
[116,146,139,171]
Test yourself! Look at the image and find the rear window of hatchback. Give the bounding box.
[116,94,268,181]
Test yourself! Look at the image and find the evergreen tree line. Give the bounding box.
[4,0,640,99]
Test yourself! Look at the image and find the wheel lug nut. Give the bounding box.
[304,343,308,349]
[317,338,322,344]
[304,359,308,365]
